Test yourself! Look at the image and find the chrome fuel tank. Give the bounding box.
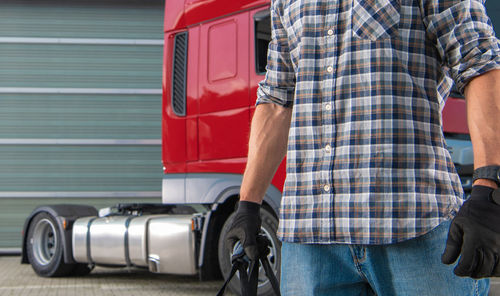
[147,215,196,275]
[72,216,94,263]
[90,216,129,265]
[127,215,152,267]
[72,214,196,275]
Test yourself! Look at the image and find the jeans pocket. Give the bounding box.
[352,0,400,41]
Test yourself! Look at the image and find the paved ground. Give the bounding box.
[0,256,235,296]
[1,255,500,296]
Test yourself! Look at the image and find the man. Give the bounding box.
[227,0,500,294]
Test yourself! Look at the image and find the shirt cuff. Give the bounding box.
[256,83,294,107]
[455,55,500,94]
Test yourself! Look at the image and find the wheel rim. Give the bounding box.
[31,218,58,265]
[257,227,278,288]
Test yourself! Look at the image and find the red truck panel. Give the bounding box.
[197,12,251,161]
[198,108,250,160]
[198,14,250,114]
[162,3,286,191]
[442,97,469,134]
[165,0,269,32]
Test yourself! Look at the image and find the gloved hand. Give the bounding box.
[226,201,262,260]
[442,185,500,278]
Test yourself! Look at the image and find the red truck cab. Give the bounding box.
[161,0,285,206]
[162,0,282,175]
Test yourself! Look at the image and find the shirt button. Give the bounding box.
[323,184,331,192]
[327,66,334,73]
[327,29,334,36]
[325,103,332,111]
[324,145,332,154]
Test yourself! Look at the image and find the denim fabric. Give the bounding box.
[281,221,489,296]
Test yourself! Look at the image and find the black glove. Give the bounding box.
[442,185,500,278]
[226,201,262,260]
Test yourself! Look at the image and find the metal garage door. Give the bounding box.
[0,0,164,250]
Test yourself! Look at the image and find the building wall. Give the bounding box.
[0,0,164,250]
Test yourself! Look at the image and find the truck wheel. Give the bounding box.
[26,212,75,277]
[218,208,281,296]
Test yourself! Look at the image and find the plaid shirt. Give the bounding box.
[257,0,500,244]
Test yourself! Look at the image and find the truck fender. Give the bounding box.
[212,183,282,216]
[179,173,281,214]
[21,205,98,264]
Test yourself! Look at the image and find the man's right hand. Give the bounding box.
[225,201,262,260]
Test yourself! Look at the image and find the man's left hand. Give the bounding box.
[442,185,500,278]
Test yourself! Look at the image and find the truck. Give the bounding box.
[20,0,476,295]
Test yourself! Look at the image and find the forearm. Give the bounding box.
[465,69,500,188]
[240,103,292,204]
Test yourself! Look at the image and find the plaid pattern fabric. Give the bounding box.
[257,0,500,244]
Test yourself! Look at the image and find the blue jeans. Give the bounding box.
[281,221,489,296]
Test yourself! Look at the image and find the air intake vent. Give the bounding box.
[172,32,188,116]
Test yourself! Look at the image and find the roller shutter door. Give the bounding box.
[0,0,164,250]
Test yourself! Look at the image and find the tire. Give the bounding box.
[26,212,75,277]
[218,208,281,296]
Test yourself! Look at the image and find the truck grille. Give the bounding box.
[172,32,188,116]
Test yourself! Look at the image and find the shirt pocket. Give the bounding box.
[352,0,400,41]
